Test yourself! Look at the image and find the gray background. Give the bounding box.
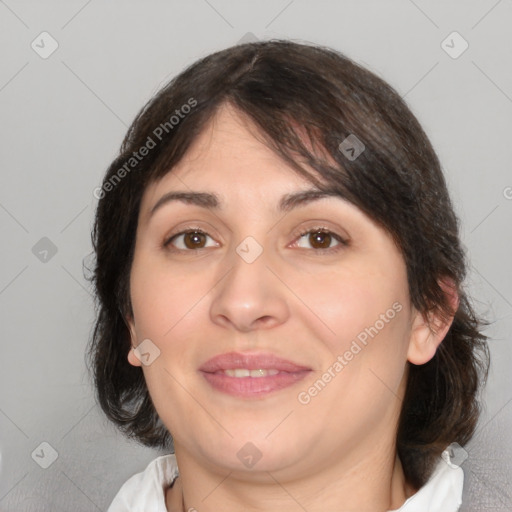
[0,1,511,510]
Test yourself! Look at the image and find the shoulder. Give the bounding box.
[107,454,179,512]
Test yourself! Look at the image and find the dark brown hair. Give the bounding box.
[86,39,489,490]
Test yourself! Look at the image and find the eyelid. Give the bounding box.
[163,225,219,249]
[289,226,350,251]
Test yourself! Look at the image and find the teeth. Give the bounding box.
[223,369,280,378]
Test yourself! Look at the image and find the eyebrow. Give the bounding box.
[148,189,341,218]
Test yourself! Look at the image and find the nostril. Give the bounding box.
[256,315,277,327]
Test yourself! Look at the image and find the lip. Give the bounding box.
[199,351,312,398]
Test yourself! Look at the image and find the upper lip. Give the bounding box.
[199,352,311,373]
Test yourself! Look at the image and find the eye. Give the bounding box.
[294,228,347,251]
[164,229,218,251]
[163,227,347,253]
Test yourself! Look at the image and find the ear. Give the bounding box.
[407,278,459,365]
[125,314,142,367]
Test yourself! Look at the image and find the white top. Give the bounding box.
[108,450,463,512]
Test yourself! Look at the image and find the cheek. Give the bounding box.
[297,276,411,431]
[130,259,209,341]
[295,264,412,412]
[130,264,209,430]
[292,265,409,352]
[129,261,214,407]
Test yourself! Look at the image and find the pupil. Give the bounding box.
[185,231,205,249]
[310,231,331,249]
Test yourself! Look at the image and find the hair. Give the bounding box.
[86,39,490,490]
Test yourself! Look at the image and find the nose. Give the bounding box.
[209,243,290,333]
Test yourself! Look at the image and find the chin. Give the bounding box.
[197,434,307,476]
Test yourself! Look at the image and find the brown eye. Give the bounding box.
[309,231,332,249]
[295,229,345,251]
[183,231,207,249]
[166,229,217,251]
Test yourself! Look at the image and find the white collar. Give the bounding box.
[108,449,463,512]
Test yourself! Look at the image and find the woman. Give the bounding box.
[87,40,489,511]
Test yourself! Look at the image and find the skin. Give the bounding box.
[126,104,455,512]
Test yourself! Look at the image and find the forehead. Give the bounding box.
[140,105,318,212]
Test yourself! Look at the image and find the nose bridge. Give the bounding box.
[229,236,268,291]
[209,236,289,331]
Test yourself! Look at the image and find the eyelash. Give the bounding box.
[292,227,349,252]
[163,225,349,255]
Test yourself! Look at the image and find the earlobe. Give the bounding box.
[407,278,459,365]
[125,315,142,367]
[127,347,142,367]
[407,309,440,365]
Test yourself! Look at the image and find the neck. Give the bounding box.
[166,442,416,512]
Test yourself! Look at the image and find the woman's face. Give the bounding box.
[127,104,423,480]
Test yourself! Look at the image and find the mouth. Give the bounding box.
[199,352,312,398]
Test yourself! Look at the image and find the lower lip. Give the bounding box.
[201,370,311,398]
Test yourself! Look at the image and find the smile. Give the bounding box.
[199,352,312,398]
